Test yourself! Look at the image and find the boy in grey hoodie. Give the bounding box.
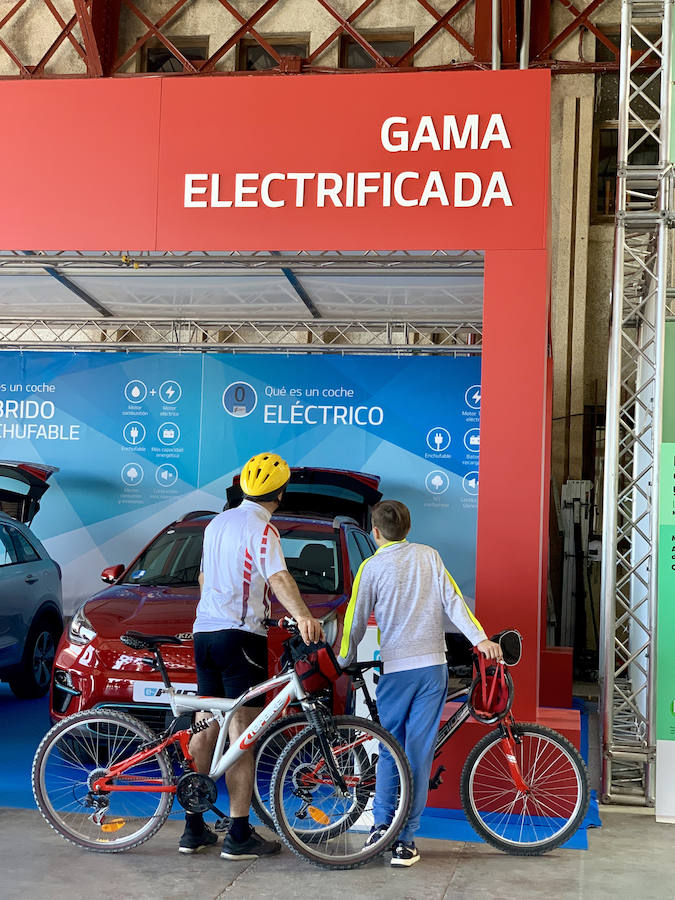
[338,499,502,866]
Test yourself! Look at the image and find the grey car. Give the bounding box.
[0,462,63,698]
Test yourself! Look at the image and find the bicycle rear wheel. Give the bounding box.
[33,709,174,852]
[460,722,589,855]
[270,715,412,869]
[252,714,308,829]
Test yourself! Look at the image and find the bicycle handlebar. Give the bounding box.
[262,616,298,631]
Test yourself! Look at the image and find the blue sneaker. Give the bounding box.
[391,840,420,867]
[364,823,389,848]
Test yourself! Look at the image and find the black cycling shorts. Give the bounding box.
[194,629,268,708]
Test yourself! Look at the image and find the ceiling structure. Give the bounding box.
[0,0,628,78]
[0,251,485,351]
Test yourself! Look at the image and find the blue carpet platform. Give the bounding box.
[0,683,601,848]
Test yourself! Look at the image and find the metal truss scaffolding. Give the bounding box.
[0,319,483,353]
[600,0,673,804]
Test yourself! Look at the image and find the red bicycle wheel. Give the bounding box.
[460,722,589,854]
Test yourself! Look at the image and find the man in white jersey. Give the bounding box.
[179,452,324,859]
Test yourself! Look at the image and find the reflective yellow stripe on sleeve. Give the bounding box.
[339,557,371,659]
[445,568,483,631]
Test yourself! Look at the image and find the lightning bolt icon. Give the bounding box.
[472,390,481,404]
[166,386,175,399]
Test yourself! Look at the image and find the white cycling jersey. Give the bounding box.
[194,499,287,636]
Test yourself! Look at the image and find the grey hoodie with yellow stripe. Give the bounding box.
[337,540,487,674]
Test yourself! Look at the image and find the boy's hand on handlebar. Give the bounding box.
[297,616,325,645]
[476,639,503,661]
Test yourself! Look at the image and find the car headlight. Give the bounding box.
[321,611,338,647]
[69,605,97,646]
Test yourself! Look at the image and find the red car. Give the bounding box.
[51,469,381,732]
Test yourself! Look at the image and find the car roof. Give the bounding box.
[169,511,357,532]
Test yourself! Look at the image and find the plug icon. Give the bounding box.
[434,432,444,450]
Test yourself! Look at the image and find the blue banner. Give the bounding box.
[0,351,481,612]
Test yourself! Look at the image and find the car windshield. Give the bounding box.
[122,527,203,586]
[122,525,342,594]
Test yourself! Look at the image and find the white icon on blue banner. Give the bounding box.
[464,428,480,452]
[463,472,479,495]
[157,423,181,446]
[465,385,481,409]
[426,427,451,452]
[123,421,146,445]
[222,381,258,418]
[121,463,144,486]
[124,380,147,404]
[155,464,178,486]
[159,381,182,404]
[425,470,450,495]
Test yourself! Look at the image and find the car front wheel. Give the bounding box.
[9,617,60,699]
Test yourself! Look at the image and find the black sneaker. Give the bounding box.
[220,828,282,860]
[364,824,389,848]
[390,840,420,867]
[178,825,219,854]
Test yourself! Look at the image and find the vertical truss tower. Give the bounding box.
[601,0,673,803]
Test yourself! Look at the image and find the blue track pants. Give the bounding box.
[373,663,449,843]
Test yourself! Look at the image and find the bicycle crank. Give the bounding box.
[176,772,218,813]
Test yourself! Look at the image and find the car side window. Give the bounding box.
[354,531,376,560]
[0,525,19,567]
[11,528,41,563]
[346,531,365,579]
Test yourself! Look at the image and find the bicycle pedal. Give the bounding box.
[214,816,231,832]
[429,765,446,791]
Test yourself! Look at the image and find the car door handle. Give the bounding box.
[25,575,38,584]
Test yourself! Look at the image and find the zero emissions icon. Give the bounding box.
[223,381,258,418]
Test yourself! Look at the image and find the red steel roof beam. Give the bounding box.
[73,0,103,76]
[43,0,87,62]
[91,0,121,76]
[396,0,476,66]
[535,0,616,60]
[32,12,81,76]
[307,0,379,64]
[313,0,391,67]
[213,0,288,65]
[473,0,493,64]
[120,0,200,72]
[112,0,190,72]
[0,35,32,76]
[200,0,282,73]
[527,0,551,62]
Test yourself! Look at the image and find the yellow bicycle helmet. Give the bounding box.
[240,452,290,498]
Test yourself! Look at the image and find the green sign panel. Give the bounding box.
[657,324,675,741]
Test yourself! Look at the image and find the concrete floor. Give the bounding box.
[1,805,673,900]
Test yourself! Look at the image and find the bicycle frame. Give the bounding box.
[92,667,308,794]
[352,664,530,792]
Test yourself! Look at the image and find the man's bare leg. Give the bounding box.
[225,706,258,818]
[189,710,219,774]
[220,705,281,857]
[178,711,220,852]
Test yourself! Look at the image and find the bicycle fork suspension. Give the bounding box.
[498,721,529,794]
[302,704,350,795]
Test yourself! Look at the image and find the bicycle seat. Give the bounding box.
[120,631,184,651]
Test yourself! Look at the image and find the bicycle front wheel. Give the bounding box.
[270,715,412,870]
[460,722,589,855]
[32,709,174,852]
[252,713,308,830]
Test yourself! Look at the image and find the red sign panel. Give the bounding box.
[0,71,549,251]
